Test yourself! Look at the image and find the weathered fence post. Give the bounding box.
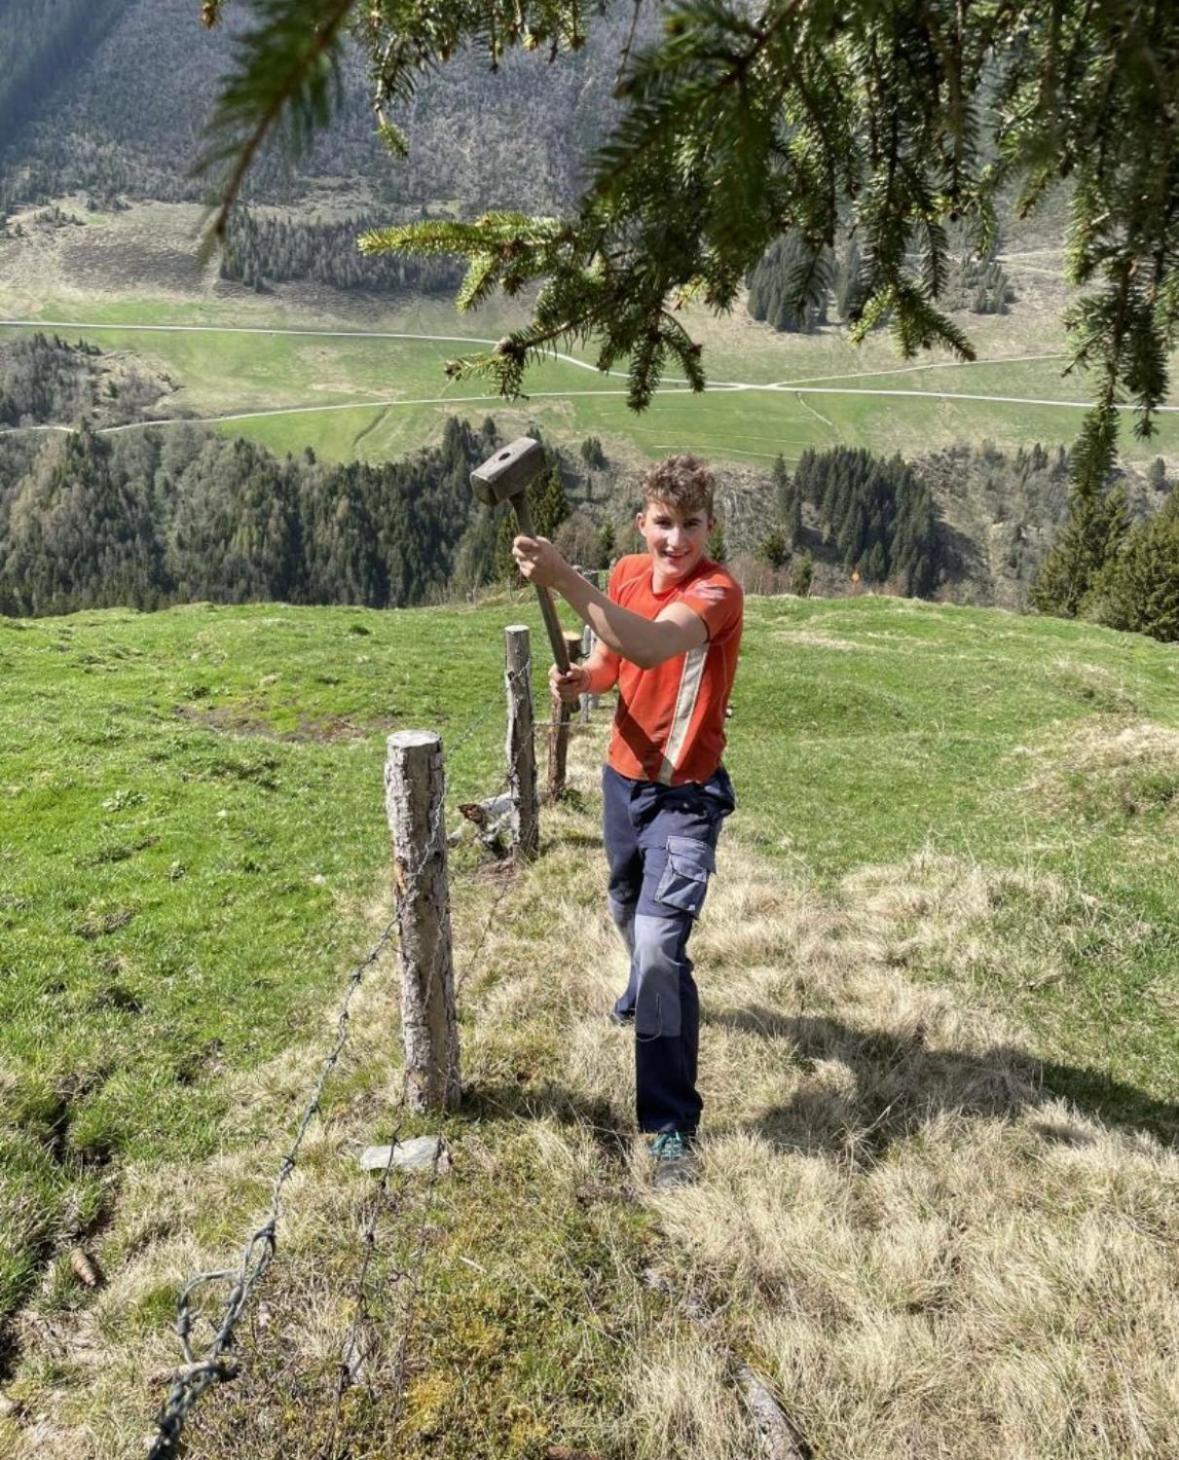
[579,569,602,724]
[505,626,539,860]
[385,731,460,1111]
[547,629,584,801]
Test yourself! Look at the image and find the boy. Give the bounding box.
[511,455,743,1187]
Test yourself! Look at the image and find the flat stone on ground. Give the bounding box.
[359,1136,446,1174]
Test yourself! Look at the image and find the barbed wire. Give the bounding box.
[323,737,528,1453]
[147,915,400,1460]
[148,650,551,1459]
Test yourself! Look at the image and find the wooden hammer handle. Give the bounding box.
[513,497,571,673]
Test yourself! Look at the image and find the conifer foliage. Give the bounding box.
[0,417,494,617]
[793,447,940,596]
[1031,475,1130,619]
[199,0,1178,491]
[1089,493,1179,642]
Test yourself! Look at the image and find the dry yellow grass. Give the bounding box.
[3,728,1176,1459]
[1022,717,1179,827]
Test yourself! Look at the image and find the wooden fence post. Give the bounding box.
[505,626,539,860]
[385,730,460,1112]
[547,629,584,801]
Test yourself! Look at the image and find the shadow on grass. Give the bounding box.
[460,1079,632,1165]
[709,1005,1179,1155]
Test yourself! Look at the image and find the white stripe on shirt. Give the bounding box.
[657,645,707,785]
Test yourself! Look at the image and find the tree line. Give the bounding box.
[220,208,463,295]
[3,395,1173,640]
[746,231,1015,335]
[785,446,941,597]
[0,417,508,617]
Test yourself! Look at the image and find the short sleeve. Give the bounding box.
[678,571,743,642]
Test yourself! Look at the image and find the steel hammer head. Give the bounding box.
[470,436,546,507]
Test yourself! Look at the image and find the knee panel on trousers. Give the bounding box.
[633,912,689,1039]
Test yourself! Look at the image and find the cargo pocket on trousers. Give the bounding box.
[653,835,715,919]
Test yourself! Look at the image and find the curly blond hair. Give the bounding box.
[641,454,715,518]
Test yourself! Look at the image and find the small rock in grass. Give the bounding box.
[359,1136,448,1175]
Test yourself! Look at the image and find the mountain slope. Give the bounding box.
[0,0,647,216]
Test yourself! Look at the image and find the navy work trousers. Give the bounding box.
[602,763,735,1134]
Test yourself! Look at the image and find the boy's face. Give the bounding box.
[636,497,714,583]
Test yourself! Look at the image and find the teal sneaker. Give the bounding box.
[649,1130,698,1189]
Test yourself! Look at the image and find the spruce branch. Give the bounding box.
[196,0,1179,456]
[196,0,356,246]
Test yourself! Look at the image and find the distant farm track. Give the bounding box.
[3,317,1177,470]
[3,318,1175,419]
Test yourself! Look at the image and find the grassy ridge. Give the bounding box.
[0,597,549,1323]
[2,594,1177,1334]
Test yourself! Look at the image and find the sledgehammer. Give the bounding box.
[471,437,571,672]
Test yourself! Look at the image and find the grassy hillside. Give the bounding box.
[0,593,1177,1457]
[3,200,1179,477]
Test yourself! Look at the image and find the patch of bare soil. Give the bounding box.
[174,703,393,743]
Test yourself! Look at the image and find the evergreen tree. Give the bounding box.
[1032,476,1130,618]
[531,465,571,541]
[771,454,790,519]
[758,528,789,570]
[492,465,570,582]
[786,484,803,549]
[789,551,814,598]
[579,436,606,469]
[746,232,833,333]
[834,238,865,324]
[1089,493,1179,642]
[707,524,727,565]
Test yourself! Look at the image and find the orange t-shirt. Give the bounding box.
[604,553,743,786]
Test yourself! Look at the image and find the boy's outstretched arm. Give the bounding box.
[513,536,707,669]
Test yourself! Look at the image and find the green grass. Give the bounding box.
[5,292,1179,467]
[1,591,1178,1460]
[729,596,1179,1110]
[2,592,1177,1340]
[0,595,564,1323]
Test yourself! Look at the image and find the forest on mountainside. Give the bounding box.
[219,209,464,295]
[0,0,654,217]
[791,447,940,596]
[0,417,496,616]
[0,333,176,428]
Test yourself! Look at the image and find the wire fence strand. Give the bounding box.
[148,656,546,1460]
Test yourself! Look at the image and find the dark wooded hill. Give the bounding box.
[0,0,651,218]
